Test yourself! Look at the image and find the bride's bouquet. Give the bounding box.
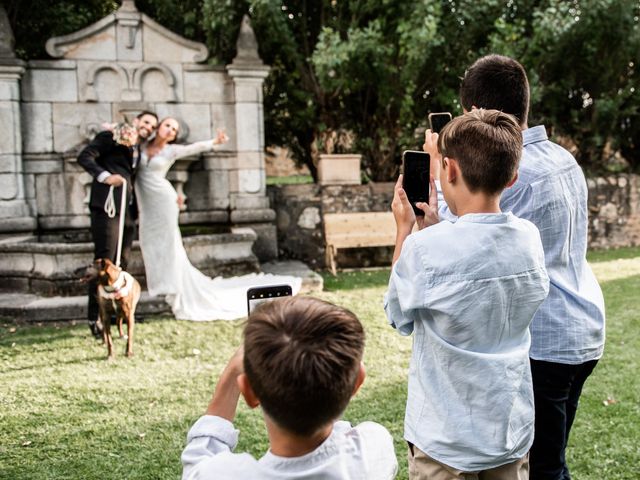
[110,123,138,147]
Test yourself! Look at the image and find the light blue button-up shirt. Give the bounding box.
[384,213,549,471]
[437,126,605,364]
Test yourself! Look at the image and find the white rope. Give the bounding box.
[104,186,116,218]
[103,179,128,267]
[115,179,127,267]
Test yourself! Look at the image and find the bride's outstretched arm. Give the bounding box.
[167,129,229,162]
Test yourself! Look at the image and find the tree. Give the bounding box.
[488,0,640,172]
[202,0,511,180]
[1,0,119,59]
[5,0,640,175]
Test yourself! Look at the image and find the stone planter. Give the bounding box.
[317,154,362,185]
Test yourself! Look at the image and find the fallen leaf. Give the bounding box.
[11,342,16,348]
[22,441,32,447]
[192,348,201,356]
[8,327,16,333]
[602,396,617,406]
[138,433,146,440]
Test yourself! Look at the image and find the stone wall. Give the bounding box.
[268,182,395,269]
[269,174,640,271]
[0,3,279,260]
[587,174,640,249]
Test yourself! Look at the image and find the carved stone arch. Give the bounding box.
[133,63,177,103]
[84,62,130,102]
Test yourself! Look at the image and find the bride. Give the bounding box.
[135,117,301,320]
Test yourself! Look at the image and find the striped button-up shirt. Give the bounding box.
[438,125,605,364]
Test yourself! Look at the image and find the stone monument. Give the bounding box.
[10,1,274,259]
[0,6,35,234]
[0,2,322,318]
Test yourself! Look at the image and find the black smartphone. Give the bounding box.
[247,284,293,315]
[402,150,430,216]
[428,112,452,134]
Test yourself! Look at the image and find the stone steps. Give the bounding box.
[0,261,323,324]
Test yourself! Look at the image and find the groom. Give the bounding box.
[78,111,158,338]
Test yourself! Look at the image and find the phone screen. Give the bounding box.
[428,112,452,134]
[402,150,430,216]
[246,284,293,315]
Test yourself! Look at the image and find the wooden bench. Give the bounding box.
[323,211,397,275]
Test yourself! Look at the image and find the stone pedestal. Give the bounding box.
[0,61,36,235]
[226,15,276,261]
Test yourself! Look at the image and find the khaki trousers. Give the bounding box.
[408,443,529,480]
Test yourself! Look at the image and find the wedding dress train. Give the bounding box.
[135,141,301,320]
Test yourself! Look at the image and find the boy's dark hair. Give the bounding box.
[438,109,522,195]
[243,296,364,436]
[136,110,158,121]
[460,54,529,126]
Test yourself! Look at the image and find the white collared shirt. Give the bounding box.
[181,416,398,480]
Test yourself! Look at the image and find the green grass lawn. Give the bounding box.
[1,252,639,479]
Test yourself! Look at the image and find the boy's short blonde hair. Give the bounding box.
[438,109,522,195]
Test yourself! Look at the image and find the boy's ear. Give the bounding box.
[445,157,459,184]
[351,362,366,397]
[237,373,260,409]
[506,170,519,188]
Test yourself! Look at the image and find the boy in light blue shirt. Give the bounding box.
[385,109,549,478]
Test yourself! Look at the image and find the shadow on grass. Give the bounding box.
[0,323,80,346]
[2,353,109,373]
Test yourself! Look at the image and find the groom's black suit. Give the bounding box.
[77,131,138,326]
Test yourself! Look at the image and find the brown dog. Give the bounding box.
[95,258,141,359]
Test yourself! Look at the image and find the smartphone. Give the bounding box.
[402,150,430,216]
[246,284,293,315]
[428,112,452,134]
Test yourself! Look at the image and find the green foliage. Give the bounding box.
[489,0,640,172]
[2,0,119,59]
[4,0,640,177]
[135,0,205,42]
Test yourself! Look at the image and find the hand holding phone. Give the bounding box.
[428,112,452,134]
[402,150,430,216]
[247,284,293,315]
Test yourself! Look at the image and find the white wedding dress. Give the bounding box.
[135,141,302,320]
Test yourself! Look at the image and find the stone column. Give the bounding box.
[226,15,276,261]
[0,6,36,236]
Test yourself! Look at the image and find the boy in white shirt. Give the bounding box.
[385,109,549,479]
[182,296,398,480]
